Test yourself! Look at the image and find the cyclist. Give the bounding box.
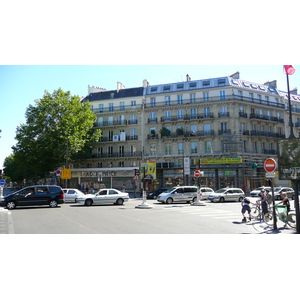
[241,197,256,222]
[257,189,269,217]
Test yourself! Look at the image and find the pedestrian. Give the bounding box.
[265,189,273,205]
[241,197,256,222]
[277,192,290,212]
[258,189,269,217]
[121,185,125,192]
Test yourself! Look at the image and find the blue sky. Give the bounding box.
[1,65,300,168]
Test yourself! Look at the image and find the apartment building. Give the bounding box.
[69,72,300,194]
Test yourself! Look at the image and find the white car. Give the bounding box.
[63,188,85,202]
[208,188,245,203]
[199,187,214,200]
[250,187,271,197]
[76,189,129,206]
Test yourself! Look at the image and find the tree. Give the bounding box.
[7,88,101,181]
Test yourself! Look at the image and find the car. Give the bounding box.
[63,188,85,202]
[157,186,198,204]
[250,186,271,197]
[147,187,169,199]
[76,188,129,206]
[199,187,214,200]
[0,185,65,210]
[208,188,245,203]
[273,187,295,200]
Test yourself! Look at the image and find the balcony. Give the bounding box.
[161,113,214,122]
[95,119,138,127]
[250,130,285,138]
[250,113,284,123]
[94,151,142,158]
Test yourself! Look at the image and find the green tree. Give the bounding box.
[7,88,101,181]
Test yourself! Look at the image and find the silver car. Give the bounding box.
[63,188,85,202]
[273,187,295,200]
[208,188,245,203]
[76,189,129,206]
[157,186,198,204]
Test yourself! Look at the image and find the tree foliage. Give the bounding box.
[5,88,101,181]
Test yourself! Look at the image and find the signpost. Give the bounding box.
[264,158,277,230]
[194,170,201,178]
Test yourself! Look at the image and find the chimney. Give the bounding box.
[229,71,240,79]
[143,79,150,87]
[264,80,277,88]
[186,74,191,81]
[117,82,125,92]
[290,87,298,95]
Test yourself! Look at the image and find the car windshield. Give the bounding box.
[165,187,176,193]
[215,189,227,193]
[273,188,282,192]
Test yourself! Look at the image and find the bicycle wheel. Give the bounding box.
[263,212,274,226]
[251,206,260,218]
[287,213,297,229]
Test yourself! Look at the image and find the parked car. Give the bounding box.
[147,187,169,199]
[157,186,198,204]
[76,188,129,206]
[273,187,295,200]
[208,188,245,203]
[199,187,214,200]
[250,187,271,197]
[0,185,65,210]
[63,188,85,202]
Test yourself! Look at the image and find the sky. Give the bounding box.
[1,65,300,168]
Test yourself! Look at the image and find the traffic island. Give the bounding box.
[135,191,154,209]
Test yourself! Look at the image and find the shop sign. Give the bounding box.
[200,157,243,165]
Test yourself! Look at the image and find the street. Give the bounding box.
[0,198,296,234]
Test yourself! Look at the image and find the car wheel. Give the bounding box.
[153,195,157,199]
[292,195,295,200]
[188,197,196,204]
[166,198,173,204]
[276,195,281,200]
[116,198,124,205]
[238,197,244,202]
[6,201,16,210]
[49,200,58,208]
[220,197,225,203]
[85,199,93,206]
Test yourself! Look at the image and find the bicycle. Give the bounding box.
[250,201,272,223]
[263,205,296,229]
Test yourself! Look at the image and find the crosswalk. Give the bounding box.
[157,203,242,222]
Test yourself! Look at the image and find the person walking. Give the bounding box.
[265,189,273,205]
[277,192,290,212]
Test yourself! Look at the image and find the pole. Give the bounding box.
[292,180,300,233]
[286,73,296,139]
[270,178,277,230]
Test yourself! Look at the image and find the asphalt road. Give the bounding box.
[0,198,297,234]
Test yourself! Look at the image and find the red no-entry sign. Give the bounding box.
[264,158,277,173]
[194,170,201,178]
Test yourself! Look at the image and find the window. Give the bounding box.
[151,87,157,92]
[130,145,136,156]
[118,115,125,125]
[177,84,184,89]
[177,110,184,120]
[220,90,226,100]
[109,103,114,111]
[99,104,104,112]
[189,82,196,88]
[265,96,269,104]
[165,143,172,155]
[190,93,196,103]
[220,122,228,133]
[120,102,125,110]
[131,101,136,107]
[204,107,210,118]
[130,114,137,124]
[130,128,136,137]
[177,95,183,104]
[204,141,213,154]
[150,112,157,122]
[219,106,227,117]
[190,108,197,119]
[165,96,171,106]
[249,93,254,101]
[191,142,198,154]
[108,116,113,125]
[203,80,210,87]
[108,146,113,157]
[150,98,156,107]
[190,124,197,135]
[164,111,171,121]
[150,144,156,155]
[97,117,103,126]
[203,92,209,102]
[163,85,171,91]
[177,142,184,155]
[238,91,243,100]
[118,161,124,167]
[218,78,226,86]
[119,146,124,157]
[204,124,211,135]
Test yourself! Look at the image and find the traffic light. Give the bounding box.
[251,163,257,170]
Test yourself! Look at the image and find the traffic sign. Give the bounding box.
[194,170,201,178]
[264,158,277,173]
[0,179,6,186]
